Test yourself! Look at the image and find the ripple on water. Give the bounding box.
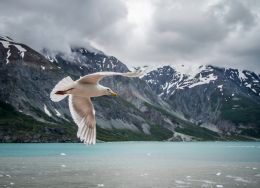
[140,173,149,177]
[226,175,250,183]
[175,180,191,185]
[175,180,191,188]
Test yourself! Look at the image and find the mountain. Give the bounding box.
[0,35,201,143]
[143,65,260,139]
[1,35,259,142]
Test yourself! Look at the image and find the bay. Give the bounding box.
[0,142,260,188]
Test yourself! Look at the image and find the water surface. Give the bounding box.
[0,142,260,188]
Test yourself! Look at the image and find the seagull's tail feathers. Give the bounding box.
[50,76,74,102]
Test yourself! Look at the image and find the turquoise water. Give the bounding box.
[0,142,260,187]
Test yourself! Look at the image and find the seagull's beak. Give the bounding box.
[111,91,118,96]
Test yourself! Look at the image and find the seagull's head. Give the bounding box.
[104,87,118,97]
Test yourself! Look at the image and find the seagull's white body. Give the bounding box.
[71,83,106,98]
[50,70,144,144]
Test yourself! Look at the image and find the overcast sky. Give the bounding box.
[0,0,260,72]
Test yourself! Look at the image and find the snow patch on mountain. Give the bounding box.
[218,85,223,91]
[54,109,61,117]
[6,49,11,64]
[14,44,26,58]
[44,104,52,117]
[178,73,217,89]
[1,41,10,48]
[0,39,27,60]
[174,64,207,78]
[238,69,247,81]
[170,65,217,90]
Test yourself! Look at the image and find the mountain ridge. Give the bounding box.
[1,36,259,142]
[143,65,260,139]
[0,36,199,143]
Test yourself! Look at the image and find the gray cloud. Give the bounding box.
[211,0,257,29]
[0,0,260,72]
[0,0,130,53]
[148,1,228,60]
[142,0,260,70]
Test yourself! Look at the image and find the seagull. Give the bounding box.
[50,70,145,144]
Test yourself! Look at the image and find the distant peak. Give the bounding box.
[71,45,104,56]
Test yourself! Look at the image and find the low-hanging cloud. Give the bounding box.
[0,0,130,53]
[0,0,259,72]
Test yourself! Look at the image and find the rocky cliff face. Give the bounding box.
[143,65,260,139]
[0,36,198,142]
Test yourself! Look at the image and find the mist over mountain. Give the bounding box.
[1,35,259,142]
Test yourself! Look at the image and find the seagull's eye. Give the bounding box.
[107,89,110,91]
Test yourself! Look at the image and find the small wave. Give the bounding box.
[175,180,191,188]
[140,173,149,177]
[226,175,250,183]
[188,179,216,184]
[175,180,191,185]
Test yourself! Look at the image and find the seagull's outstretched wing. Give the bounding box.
[77,69,145,84]
[69,95,96,144]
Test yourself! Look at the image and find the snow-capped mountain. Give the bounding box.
[143,65,260,139]
[144,65,260,99]
[0,36,196,142]
[1,35,259,142]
